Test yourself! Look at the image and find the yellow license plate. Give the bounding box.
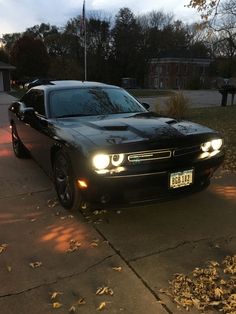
[170,169,194,189]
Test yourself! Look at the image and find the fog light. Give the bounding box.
[78,179,88,189]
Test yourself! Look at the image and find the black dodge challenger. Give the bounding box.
[9,81,224,210]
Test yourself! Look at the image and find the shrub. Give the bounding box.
[165,91,189,119]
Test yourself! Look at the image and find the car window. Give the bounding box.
[49,87,145,118]
[33,90,45,116]
[21,90,45,116]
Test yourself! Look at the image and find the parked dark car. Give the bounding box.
[9,80,224,210]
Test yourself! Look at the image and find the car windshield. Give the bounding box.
[49,87,146,118]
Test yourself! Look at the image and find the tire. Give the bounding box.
[11,124,30,158]
[53,151,85,211]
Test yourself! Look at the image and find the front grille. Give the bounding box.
[173,145,200,157]
[128,149,171,162]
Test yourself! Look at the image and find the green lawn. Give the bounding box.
[186,106,236,172]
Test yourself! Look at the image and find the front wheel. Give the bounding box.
[53,151,85,211]
[11,125,30,158]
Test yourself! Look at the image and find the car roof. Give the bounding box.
[30,80,120,92]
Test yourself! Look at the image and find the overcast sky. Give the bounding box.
[0,0,197,35]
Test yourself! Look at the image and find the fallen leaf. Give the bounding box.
[96,286,114,296]
[69,305,76,313]
[112,266,122,272]
[77,298,86,305]
[47,199,59,208]
[7,266,12,272]
[29,261,42,268]
[208,260,220,267]
[90,242,98,247]
[97,302,106,311]
[0,244,8,253]
[93,210,107,215]
[215,287,223,299]
[51,291,63,300]
[52,302,62,309]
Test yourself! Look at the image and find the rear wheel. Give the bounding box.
[11,124,29,158]
[53,151,85,211]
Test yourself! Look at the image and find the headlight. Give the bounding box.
[211,139,223,150]
[111,154,124,166]
[201,141,211,152]
[201,138,223,152]
[92,154,110,170]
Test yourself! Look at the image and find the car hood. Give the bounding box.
[54,112,215,151]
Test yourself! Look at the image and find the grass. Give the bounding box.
[127,89,174,97]
[186,106,236,172]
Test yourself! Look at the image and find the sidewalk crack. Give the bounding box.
[0,254,115,299]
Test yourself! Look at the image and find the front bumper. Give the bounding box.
[80,151,224,205]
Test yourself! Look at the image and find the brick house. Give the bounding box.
[0,61,15,92]
[148,57,212,89]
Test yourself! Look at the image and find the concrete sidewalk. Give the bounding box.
[0,92,16,105]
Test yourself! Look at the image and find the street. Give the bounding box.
[0,92,236,314]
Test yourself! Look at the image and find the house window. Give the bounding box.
[184,64,188,74]
[176,63,180,74]
[165,64,169,74]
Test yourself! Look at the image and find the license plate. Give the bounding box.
[170,169,194,189]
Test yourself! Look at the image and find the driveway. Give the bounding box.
[1,92,236,314]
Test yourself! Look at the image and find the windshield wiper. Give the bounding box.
[56,113,90,118]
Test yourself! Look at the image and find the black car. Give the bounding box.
[9,80,224,210]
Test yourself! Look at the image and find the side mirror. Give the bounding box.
[9,101,20,113]
[142,102,150,110]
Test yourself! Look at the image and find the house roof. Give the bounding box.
[0,61,16,70]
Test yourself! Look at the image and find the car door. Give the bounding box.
[17,89,53,173]
[15,90,35,149]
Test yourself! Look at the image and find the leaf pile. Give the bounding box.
[161,255,236,313]
[67,239,81,253]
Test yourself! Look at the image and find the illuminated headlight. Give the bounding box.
[201,141,211,152]
[201,139,223,152]
[211,139,223,151]
[111,154,124,167]
[92,154,110,170]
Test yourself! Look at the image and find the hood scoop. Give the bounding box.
[165,119,178,125]
[102,125,128,131]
